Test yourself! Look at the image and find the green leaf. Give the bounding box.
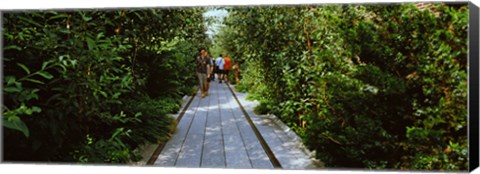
[24,108,33,115]
[59,29,71,34]
[4,45,22,51]
[4,86,22,93]
[112,92,121,99]
[41,61,49,70]
[110,128,124,140]
[47,14,68,21]
[81,14,92,22]
[17,63,30,74]
[25,78,45,85]
[5,76,16,85]
[133,11,144,21]
[99,91,108,98]
[29,89,40,100]
[86,37,96,51]
[37,71,53,80]
[3,116,30,137]
[18,16,42,28]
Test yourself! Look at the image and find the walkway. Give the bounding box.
[152,80,321,169]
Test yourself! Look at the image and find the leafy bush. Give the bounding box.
[72,95,177,164]
[3,8,208,163]
[122,95,177,148]
[73,129,141,163]
[253,102,272,115]
[216,3,468,170]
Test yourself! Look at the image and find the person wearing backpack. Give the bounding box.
[215,54,225,83]
[205,51,214,94]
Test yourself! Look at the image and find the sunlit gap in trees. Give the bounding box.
[203,7,228,40]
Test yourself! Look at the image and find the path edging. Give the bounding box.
[229,84,324,168]
[225,83,283,168]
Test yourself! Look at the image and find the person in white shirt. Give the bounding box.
[215,54,225,83]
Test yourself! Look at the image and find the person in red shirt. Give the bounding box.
[223,55,232,83]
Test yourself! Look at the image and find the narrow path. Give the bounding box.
[153,80,320,169]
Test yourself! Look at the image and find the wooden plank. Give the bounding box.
[174,91,209,167]
[154,92,202,166]
[272,126,307,159]
[231,87,308,169]
[219,84,252,168]
[156,82,318,169]
[253,122,295,169]
[227,91,274,169]
[243,104,313,169]
[201,83,226,168]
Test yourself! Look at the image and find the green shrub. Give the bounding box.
[253,102,271,115]
[122,95,176,148]
[3,8,208,163]
[73,129,141,164]
[235,79,250,93]
[216,3,467,170]
[72,95,177,164]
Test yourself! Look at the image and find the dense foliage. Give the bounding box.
[216,3,468,170]
[3,8,209,163]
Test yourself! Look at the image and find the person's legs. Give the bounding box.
[211,67,215,81]
[235,72,239,84]
[217,69,222,83]
[206,75,210,96]
[221,70,225,82]
[224,70,230,83]
[219,70,223,83]
[213,66,218,81]
[197,73,203,96]
[198,73,207,97]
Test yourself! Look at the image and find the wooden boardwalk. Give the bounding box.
[153,80,321,169]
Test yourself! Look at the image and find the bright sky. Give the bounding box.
[203,8,228,18]
[203,8,228,38]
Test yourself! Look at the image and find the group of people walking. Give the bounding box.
[195,49,240,98]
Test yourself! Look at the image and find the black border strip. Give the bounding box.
[469,1,479,172]
[146,92,197,165]
[0,11,4,163]
[225,83,282,169]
